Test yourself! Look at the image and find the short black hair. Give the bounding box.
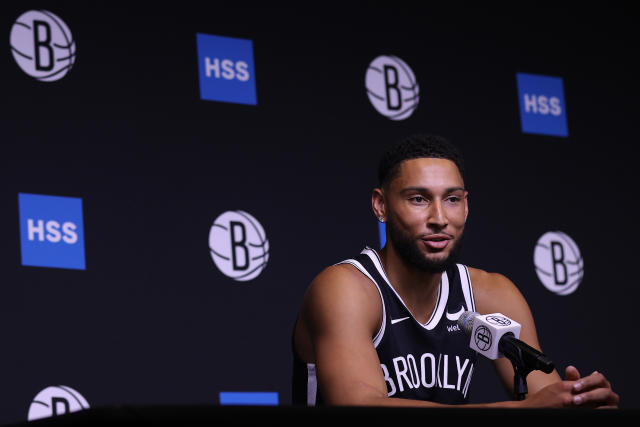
[377,134,465,188]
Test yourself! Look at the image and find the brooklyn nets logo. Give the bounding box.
[533,231,584,296]
[28,385,89,421]
[10,10,76,82]
[208,210,269,281]
[365,55,419,121]
[474,326,492,351]
[486,315,511,326]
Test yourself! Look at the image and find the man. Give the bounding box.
[291,134,618,408]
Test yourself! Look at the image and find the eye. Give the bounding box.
[446,193,465,204]
[409,196,427,204]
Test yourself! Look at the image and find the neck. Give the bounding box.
[378,244,443,324]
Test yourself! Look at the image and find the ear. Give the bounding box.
[464,191,469,223]
[372,188,386,222]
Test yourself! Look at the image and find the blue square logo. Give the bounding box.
[516,73,568,137]
[196,33,257,105]
[18,193,86,270]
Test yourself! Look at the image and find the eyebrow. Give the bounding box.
[400,186,467,194]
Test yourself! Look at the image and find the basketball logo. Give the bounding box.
[534,231,584,296]
[208,210,269,281]
[10,10,76,82]
[27,385,89,421]
[486,315,511,326]
[474,325,492,351]
[365,55,419,120]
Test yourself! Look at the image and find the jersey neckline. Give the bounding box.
[362,246,449,331]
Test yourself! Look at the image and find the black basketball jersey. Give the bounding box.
[292,246,478,405]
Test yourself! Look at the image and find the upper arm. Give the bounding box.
[471,269,561,396]
[298,265,389,405]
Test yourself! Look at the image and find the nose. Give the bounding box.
[427,199,447,229]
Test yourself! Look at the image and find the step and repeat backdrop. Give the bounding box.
[0,3,637,424]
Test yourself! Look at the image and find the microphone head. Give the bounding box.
[457,311,478,336]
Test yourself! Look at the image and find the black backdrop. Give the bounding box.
[1,3,638,424]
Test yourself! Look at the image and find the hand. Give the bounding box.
[519,378,577,408]
[566,365,619,409]
[519,366,619,409]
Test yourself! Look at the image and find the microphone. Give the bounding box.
[457,311,554,373]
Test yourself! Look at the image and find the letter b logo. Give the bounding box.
[229,221,249,271]
[28,385,89,421]
[533,231,583,295]
[365,55,419,121]
[208,210,269,281]
[10,10,76,82]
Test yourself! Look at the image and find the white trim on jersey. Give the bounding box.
[457,264,476,312]
[306,363,317,406]
[462,363,474,398]
[363,247,450,331]
[436,353,443,388]
[336,259,387,348]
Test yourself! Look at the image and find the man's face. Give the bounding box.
[384,158,468,273]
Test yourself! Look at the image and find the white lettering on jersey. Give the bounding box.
[392,356,412,392]
[420,353,436,388]
[380,363,396,396]
[456,356,470,391]
[384,352,473,397]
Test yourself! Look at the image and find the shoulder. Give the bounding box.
[295,262,383,361]
[467,266,530,315]
[300,262,382,328]
[302,263,381,316]
[467,266,516,295]
[294,261,384,363]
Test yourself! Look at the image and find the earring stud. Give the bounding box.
[379,217,385,223]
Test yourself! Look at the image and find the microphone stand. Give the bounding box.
[498,334,555,401]
[509,359,531,401]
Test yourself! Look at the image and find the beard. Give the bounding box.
[386,217,463,273]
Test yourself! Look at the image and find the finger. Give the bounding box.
[565,365,581,381]
[572,387,619,407]
[572,372,608,393]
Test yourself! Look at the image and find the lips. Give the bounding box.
[422,234,452,250]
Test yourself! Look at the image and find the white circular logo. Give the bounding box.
[486,315,511,326]
[208,210,269,281]
[10,10,76,82]
[365,55,419,120]
[28,385,89,421]
[534,231,584,295]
